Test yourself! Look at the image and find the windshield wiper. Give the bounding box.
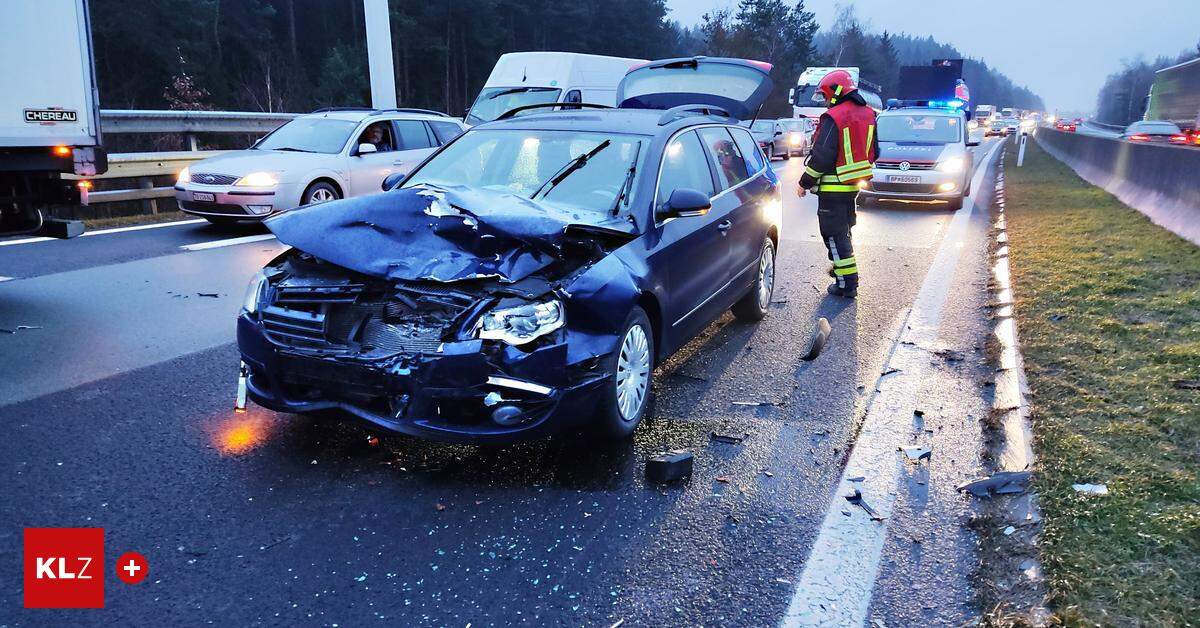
[531,139,612,200]
[268,146,312,152]
[609,142,641,216]
[486,86,554,100]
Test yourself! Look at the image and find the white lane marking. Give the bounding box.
[0,219,206,247]
[781,140,1004,627]
[180,233,277,251]
[0,276,12,282]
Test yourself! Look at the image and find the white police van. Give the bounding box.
[859,101,979,211]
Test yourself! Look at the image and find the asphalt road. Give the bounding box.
[1,138,1005,626]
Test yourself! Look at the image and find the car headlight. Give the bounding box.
[241,271,269,315]
[177,166,190,185]
[476,300,564,345]
[788,133,802,146]
[968,120,979,130]
[937,157,965,174]
[234,171,279,187]
[1020,119,1035,128]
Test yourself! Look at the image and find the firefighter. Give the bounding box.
[797,70,878,298]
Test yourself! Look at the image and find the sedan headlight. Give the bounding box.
[788,133,802,146]
[937,157,965,174]
[476,300,564,345]
[241,271,269,315]
[234,171,279,187]
[176,166,190,185]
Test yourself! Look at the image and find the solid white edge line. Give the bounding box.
[0,219,206,247]
[0,276,13,283]
[179,233,277,251]
[780,139,1004,627]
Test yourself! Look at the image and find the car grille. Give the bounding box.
[191,173,239,185]
[178,200,248,215]
[261,305,327,345]
[869,182,940,194]
[876,160,936,170]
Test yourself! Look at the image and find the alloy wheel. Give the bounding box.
[757,242,775,310]
[615,324,650,421]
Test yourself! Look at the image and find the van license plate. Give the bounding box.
[193,192,216,202]
[887,175,921,184]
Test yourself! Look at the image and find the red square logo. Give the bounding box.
[23,528,105,608]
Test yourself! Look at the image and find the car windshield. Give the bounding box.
[793,85,822,105]
[780,119,811,132]
[255,117,358,154]
[402,129,647,221]
[465,87,562,125]
[750,121,773,133]
[879,114,962,143]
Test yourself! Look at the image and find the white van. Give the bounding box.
[465,52,646,125]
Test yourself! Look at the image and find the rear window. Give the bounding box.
[730,127,767,175]
[429,121,464,145]
[698,127,749,191]
[623,63,764,106]
[394,120,434,150]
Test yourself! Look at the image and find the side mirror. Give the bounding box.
[774,130,783,136]
[381,172,407,191]
[660,188,711,220]
[357,143,378,155]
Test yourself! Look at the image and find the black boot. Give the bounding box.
[827,265,836,278]
[827,283,857,298]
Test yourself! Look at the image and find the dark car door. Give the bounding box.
[651,130,726,341]
[725,125,776,280]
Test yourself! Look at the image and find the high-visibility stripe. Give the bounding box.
[834,85,843,96]
[805,166,823,178]
[836,160,872,173]
[842,127,855,164]
[866,124,875,154]
[833,256,857,267]
[818,184,859,192]
[834,265,858,276]
[838,168,873,181]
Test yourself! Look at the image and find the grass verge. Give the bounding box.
[1003,139,1199,624]
[85,210,193,230]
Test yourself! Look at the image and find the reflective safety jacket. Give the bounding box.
[799,90,879,194]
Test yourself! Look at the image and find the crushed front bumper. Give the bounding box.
[236,315,609,443]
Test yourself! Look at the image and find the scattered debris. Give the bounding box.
[934,348,966,362]
[1049,313,1066,322]
[771,298,789,305]
[913,409,925,417]
[673,372,708,382]
[435,502,447,511]
[715,476,731,484]
[762,470,774,477]
[1072,483,1109,496]
[899,445,931,461]
[1003,526,1016,536]
[881,367,901,376]
[732,400,780,407]
[845,489,886,521]
[847,475,865,483]
[366,436,380,447]
[802,317,832,361]
[196,292,221,298]
[957,471,1031,497]
[0,325,42,334]
[710,432,746,445]
[645,450,693,483]
[1172,379,1200,390]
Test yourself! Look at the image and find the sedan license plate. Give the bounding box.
[887,175,921,184]
[192,192,216,202]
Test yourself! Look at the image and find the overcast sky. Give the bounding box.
[664,0,1199,113]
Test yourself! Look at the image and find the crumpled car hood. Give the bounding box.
[265,184,635,284]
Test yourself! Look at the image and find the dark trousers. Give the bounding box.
[817,191,859,290]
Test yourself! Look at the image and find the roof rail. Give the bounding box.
[311,107,374,113]
[310,107,453,117]
[495,103,612,121]
[656,104,734,126]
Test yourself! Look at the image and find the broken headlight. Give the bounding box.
[241,271,269,315]
[476,300,564,345]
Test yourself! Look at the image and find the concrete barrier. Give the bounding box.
[1035,129,1200,246]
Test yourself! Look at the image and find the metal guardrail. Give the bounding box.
[65,151,227,210]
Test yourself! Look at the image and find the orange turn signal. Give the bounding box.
[52,145,71,157]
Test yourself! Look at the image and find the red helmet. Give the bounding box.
[818,70,857,102]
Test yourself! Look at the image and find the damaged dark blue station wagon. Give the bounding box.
[237,58,783,443]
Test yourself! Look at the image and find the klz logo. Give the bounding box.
[24,528,105,608]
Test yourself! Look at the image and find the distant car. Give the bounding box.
[1055,120,1077,132]
[1121,120,1189,144]
[747,118,810,160]
[1004,118,1020,135]
[174,109,467,224]
[860,106,978,211]
[986,119,1011,137]
[235,56,783,443]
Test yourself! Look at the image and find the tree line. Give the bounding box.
[90,0,1042,119]
[1094,42,1200,126]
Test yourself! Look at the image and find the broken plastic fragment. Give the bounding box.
[710,432,746,444]
[1072,483,1108,496]
[802,317,832,361]
[899,445,931,461]
[956,471,1031,497]
[646,450,693,483]
[845,489,886,521]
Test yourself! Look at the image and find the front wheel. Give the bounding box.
[781,147,792,160]
[732,237,776,322]
[301,181,340,206]
[596,307,654,439]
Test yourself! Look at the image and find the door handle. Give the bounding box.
[717,219,733,232]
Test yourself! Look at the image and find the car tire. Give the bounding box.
[301,181,340,206]
[596,307,654,439]
[767,144,776,161]
[732,237,776,322]
[781,148,791,160]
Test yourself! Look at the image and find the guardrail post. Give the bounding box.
[185,133,198,151]
[139,177,158,214]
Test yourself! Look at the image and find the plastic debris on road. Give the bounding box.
[645,450,693,483]
[845,488,886,521]
[710,432,746,444]
[899,445,931,461]
[801,317,832,361]
[1072,483,1109,496]
[957,470,1031,497]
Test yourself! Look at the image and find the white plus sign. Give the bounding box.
[123,559,141,577]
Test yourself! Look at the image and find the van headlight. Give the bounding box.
[241,271,269,315]
[476,300,564,345]
[937,157,965,174]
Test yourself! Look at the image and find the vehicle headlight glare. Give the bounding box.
[235,171,279,187]
[177,166,190,185]
[788,133,801,146]
[937,157,965,174]
[242,271,268,315]
[476,300,564,345]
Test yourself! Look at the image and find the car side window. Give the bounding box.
[698,127,749,191]
[657,131,715,208]
[356,121,396,153]
[730,127,766,175]
[429,121,464,145]
[394,120,435,150]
